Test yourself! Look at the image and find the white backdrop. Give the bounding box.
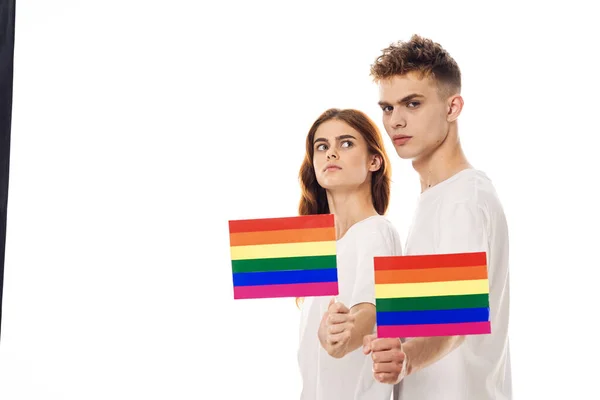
[1,1,598,399]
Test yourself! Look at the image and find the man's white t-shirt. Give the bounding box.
[394,168,512,400]
[298,215,402,400]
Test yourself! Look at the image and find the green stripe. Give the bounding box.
[231,255,336,273]
[376,294,489,312]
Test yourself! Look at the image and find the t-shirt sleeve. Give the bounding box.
[436,200,489,256]
[348,224,401,309]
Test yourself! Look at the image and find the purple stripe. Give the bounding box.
[234,281,338,299]
[377,321,491,338]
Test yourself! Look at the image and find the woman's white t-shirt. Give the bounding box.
[298,215,402,400]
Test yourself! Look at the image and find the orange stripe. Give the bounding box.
[229,227,336,246]
[375,265,488,284]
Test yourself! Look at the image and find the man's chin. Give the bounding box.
[394,149,416,160]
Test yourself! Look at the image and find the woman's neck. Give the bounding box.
[326,183,378,240]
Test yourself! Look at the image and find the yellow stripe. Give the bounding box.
[230,241,336,260]
[375,279,489,299]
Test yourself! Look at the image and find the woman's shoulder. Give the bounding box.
[343,215,402,256]
[358,214,398,230]
[350,214,400,238]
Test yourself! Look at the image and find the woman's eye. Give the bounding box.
[341,140,353,148]
[316,144,327,151]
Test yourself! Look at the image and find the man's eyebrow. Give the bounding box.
[378,93,424,106]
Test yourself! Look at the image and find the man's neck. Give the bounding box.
[326,184,378,240]
[412,125,472,193]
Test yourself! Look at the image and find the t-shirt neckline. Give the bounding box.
[419,168,477,201]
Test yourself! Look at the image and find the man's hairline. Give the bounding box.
[373,73,461,101]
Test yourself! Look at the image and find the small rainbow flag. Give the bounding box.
[229,214,339,300]
[374,252,491,338]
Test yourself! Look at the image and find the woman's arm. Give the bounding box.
[318,222,399,358]
[318,298,376,358]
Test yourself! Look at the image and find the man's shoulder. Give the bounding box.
[442,169,505,214]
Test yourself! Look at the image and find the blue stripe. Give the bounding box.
[233,268,338,286]
[376,308,490,326]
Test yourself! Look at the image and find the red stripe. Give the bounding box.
[374,252,487,271]
[229,214,334,234]
[377,321,491,338]
[233,281,338,299]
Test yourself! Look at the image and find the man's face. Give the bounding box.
[378,72,452,161]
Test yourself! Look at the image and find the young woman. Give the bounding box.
[296,108,403,400]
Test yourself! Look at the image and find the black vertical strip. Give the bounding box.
[0,0,15,339]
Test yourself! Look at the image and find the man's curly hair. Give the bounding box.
[370,34,461,96]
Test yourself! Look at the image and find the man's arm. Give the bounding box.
[363,334,466,383]
[365,200,488,383]
[346,303,376,354]
[402,200,487,374]
[402,335,466,375]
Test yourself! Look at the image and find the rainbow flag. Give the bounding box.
[374,252,491,338]
[229,214,339,300]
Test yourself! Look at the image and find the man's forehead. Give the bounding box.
[378,73,436,98]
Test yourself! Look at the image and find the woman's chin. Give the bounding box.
[318,180,357,192]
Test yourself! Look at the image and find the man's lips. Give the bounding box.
[392,135,412,145]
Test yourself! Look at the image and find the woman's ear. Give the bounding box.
[369,154,382,172]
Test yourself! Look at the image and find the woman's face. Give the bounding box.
[312,119,381,191]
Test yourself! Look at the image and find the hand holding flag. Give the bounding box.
[318,298,355,358]
[363,334,407,384]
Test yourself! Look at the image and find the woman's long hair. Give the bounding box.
[295,109,392,309]
[298,108,392,216]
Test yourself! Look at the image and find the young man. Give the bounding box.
[362,35,512,400]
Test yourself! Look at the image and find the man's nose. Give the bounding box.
[390,109,407,128]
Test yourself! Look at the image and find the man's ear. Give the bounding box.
[447,94,464,122]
